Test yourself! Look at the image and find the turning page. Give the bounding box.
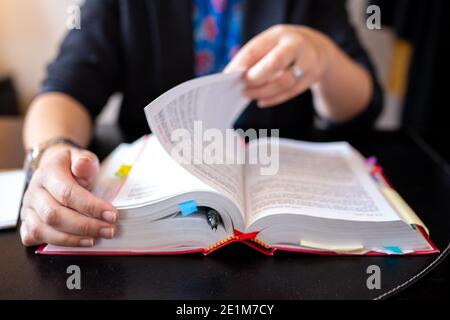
[144,72,250,213]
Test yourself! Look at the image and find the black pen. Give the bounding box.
[206,208,220,231]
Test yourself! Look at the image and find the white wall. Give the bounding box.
[0,0,75,113]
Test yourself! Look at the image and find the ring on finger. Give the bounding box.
[289,62,303,81]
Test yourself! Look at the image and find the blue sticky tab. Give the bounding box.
[178,200,198,216]
[384,246,403,254]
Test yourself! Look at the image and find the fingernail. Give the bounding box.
[80,239,94,247]
[79,156,92,163]
[99,227,115,239]
[76,156,96,168]
[247,68,256,80]
[102,211,116,223]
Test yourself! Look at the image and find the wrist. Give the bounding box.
[311,37,339,97]
[24,137,82,182]
[320,36,339,82]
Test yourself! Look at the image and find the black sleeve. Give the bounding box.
[40,0,122,119]
[309,0,383,130]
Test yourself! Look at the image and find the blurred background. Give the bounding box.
[0,0,448,155]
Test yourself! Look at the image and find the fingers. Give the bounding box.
[24,186,115,239]
[259,48,315,107]
[244,68,297,101]
[36,166,117,223]
[20,145,118,248]
[224,25,282,73]
[227,24,334,107]
[258,77,312,107]
[71,148,99,189]
[20,207,95,247]
[246,41,318,107]
[245,37,301,87]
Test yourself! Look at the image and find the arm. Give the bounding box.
[310,33,372,123]
[20,0,121,247]
[24,92,92,149]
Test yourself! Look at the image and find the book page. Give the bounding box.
[144,73,250,213]
[0,170,25,229]
[244,139,401,226]
[92,136,216,208]
[92,138,145,203]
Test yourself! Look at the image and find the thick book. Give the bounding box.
[37,73,438,256]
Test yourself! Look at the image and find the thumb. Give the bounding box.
[70,148,100,189]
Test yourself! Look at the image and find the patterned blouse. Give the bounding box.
[192,0,243,76]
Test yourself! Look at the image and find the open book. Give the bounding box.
[38,73,438,256]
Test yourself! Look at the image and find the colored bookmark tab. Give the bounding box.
[383,246,403,254]
[115,164,132,179]
[178,200,198,216]
[366,156,378,167]
[300,240,365,254]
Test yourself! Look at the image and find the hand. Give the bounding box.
[20,144,118,247]
[225,24,337,107]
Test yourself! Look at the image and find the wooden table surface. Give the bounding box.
[0,117,24,169]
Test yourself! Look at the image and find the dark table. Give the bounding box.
[0,123,449,300]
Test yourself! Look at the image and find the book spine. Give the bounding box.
[249,237,271,249]
[203,231,274,255]
[204,235,238,253]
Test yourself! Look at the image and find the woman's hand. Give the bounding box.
[225,24,372,122]
[225,24,337,107]
[20,144,118,247]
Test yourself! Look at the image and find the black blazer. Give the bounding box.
[41,0,382,139]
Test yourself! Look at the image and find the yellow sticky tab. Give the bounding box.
[115,165,132,179]
[388,39,412,97]
[380,187,429,235]
[300,240,365,254]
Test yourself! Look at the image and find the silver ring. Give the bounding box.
[290,64,303,80]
